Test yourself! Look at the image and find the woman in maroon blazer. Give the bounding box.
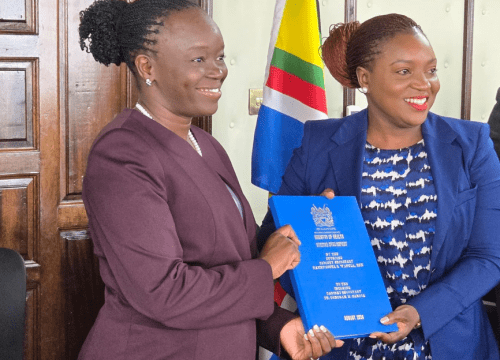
[77,1,341,359]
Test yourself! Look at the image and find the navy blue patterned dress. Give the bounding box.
[348,140,435,360]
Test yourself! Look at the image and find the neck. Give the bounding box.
[367,121,423,150]
[136,98,192,141]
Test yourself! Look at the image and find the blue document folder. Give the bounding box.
[269,195,398,339]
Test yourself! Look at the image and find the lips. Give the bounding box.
[404,96,428,111]
[197,88,222,99]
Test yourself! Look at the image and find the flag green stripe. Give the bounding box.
[271,47,325,89]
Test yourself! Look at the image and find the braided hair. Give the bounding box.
[321,13,425,89]
[79,0,197,73]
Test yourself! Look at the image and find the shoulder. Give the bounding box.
[304,116,346,134]
[91,109,151,151]
[425,112,489,144]
[303,109,368,146]
[87,110,160,171]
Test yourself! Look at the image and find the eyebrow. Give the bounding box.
[390,58,437,66]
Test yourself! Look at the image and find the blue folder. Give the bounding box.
[269,195,398,339]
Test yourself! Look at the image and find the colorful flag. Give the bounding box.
[251,0,328,194]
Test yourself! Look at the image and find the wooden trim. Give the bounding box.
[461,0,474,120]
[343,0,357,116]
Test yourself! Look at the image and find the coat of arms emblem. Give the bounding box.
[311,204,334,227]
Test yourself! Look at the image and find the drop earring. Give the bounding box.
[145,79,152,87]
[358,87,368,94]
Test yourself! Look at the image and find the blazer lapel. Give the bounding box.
[328,111,368,203]
[421,114,461,268]
[134,115,248,232]
[191,126,250,228]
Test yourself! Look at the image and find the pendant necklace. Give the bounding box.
[135,103,202,157]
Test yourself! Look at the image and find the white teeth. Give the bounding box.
[405,97,426,105]
[200,88,220,93]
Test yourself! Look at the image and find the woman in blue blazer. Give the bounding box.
[260,14,500,359]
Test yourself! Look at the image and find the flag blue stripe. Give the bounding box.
[251,105,304,193]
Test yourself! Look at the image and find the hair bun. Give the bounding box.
[321,22,360,88]
[79,0,128,66]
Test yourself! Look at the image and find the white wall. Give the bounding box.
[213,0,500,224]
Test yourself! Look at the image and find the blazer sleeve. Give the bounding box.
[408,123,500,339]
[83,128,274,330]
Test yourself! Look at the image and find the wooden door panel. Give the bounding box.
[0,176,37,255]
[61,230,104,360]
[0,0,37,33]
[1,0,43,352]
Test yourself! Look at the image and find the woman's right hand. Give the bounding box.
[259,224,301,279]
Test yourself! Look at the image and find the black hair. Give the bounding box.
[321,13,425,88]
[79,0,197,73]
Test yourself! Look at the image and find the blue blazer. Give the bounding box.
[261,109,500,359]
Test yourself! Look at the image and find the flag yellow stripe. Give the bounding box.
[274,0,323,69]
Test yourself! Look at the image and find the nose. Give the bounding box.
[208,61,227,80]
[412,72,431,90]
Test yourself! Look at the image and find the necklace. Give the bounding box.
[135,103,202,156]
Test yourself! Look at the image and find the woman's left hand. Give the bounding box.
[369,305,421,344]
[280,317,343,360]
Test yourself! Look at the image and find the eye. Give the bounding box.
[217,54,226,61]
[397,69,410,75]
[429,67,438,74]
[192,57,204,63]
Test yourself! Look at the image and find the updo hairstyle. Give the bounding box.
[79,0,197,73]
[321,13,424,88]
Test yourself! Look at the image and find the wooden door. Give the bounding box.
[0,0,212,358]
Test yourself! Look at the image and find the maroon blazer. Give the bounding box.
[79,109,294,360]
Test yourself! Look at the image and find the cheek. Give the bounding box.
[431,78,440,95]
[221,65,228,82]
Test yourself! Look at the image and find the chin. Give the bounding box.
[198,105,219,117]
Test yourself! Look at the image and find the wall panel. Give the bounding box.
[60,230,104,360]
[471,0,500,123]
[0,0,37,34]
[0,59,37,149]
[0,175,38,259]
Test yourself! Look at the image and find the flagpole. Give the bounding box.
[343,0,357,116]
[316,0,321,33]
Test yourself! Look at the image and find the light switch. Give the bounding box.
[249,89,263,115]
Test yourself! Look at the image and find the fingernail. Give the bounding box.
[319,325,328,333]
[304,333,309,341]
[308,329,315,337]
[380,317,389,324]
[369,334,377,338]
[337,340,345,346]
[313,325,320,332]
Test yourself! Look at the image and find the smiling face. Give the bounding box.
[148,7,227,120]
[358,30,440,132]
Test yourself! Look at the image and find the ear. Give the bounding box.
[135,54,155,84]
[356,66,370,90]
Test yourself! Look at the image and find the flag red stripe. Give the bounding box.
[274,281,287,306]
[266,65,327,114]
